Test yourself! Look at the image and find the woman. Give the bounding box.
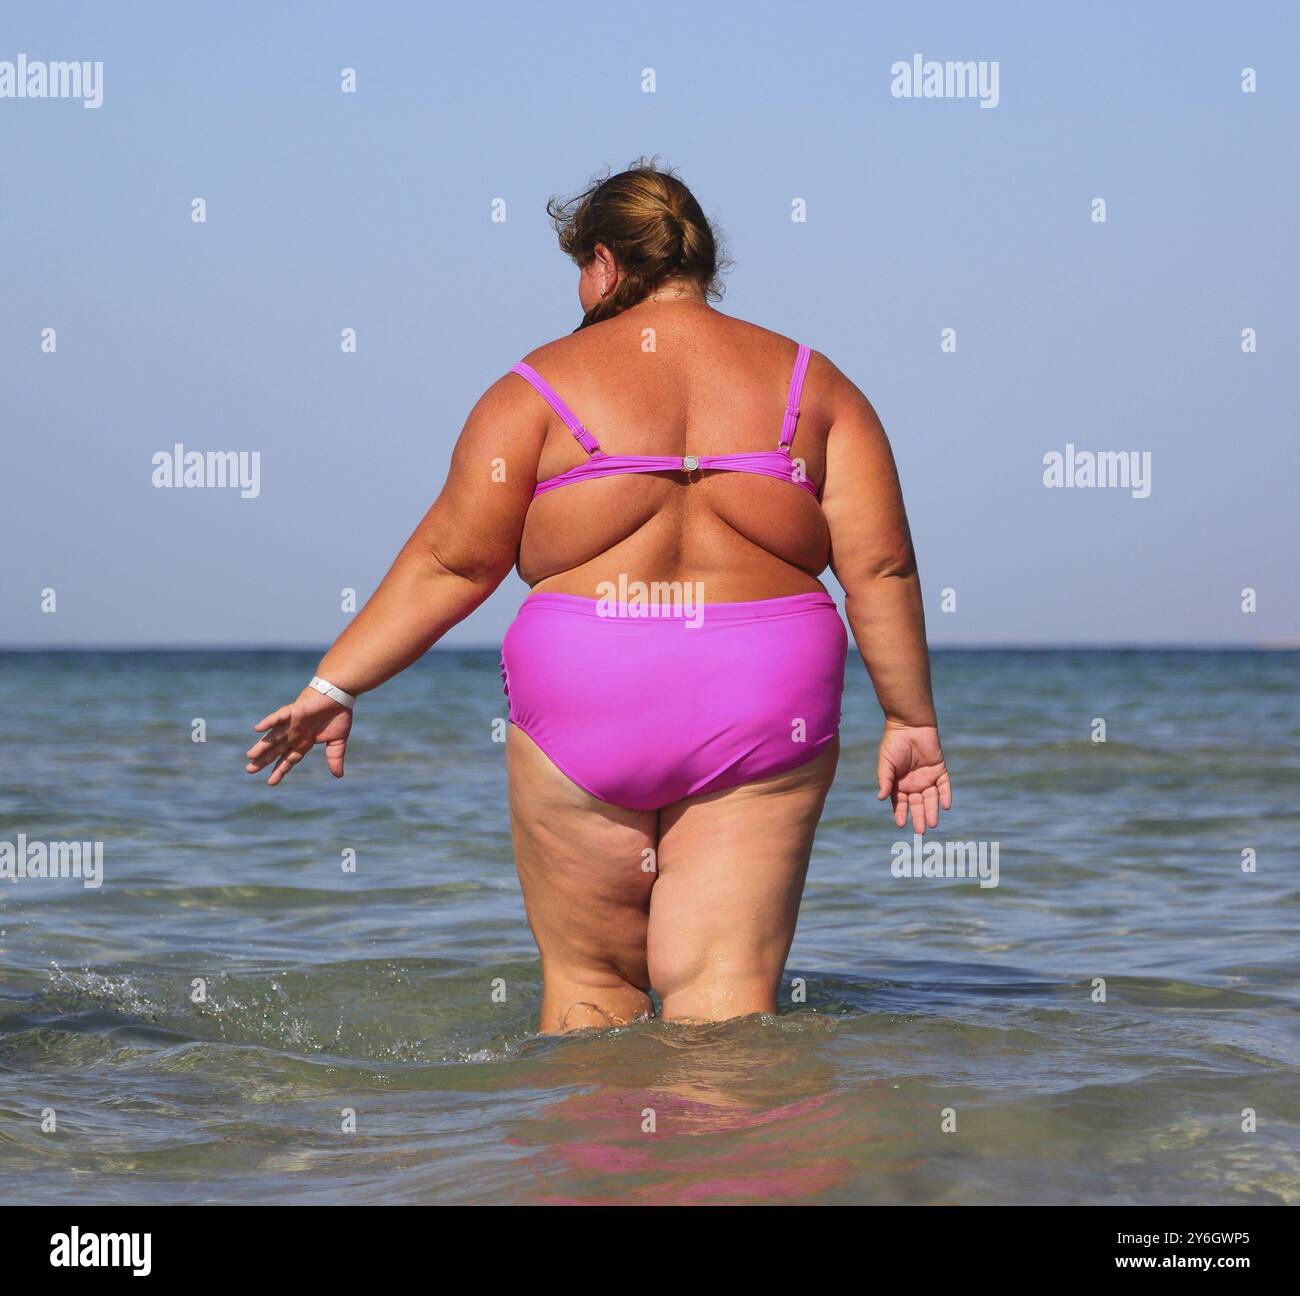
[246,163,952,1033]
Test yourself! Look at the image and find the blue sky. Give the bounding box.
[1,0,1296,646]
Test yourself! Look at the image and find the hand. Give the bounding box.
[245,688,353,786]
[877,722,952,834]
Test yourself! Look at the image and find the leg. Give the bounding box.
[647,740,839,1022]
[506,726,658,1033]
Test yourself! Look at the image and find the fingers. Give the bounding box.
[922,786,940,830]
[245,742,287,773]
[892,788,909,829]
[248,708,291,773]
[938,772,953,812]
[246,725,285,755]
[245,733,292,774]
[265,748,306,787]
[254,706,292,733]
[245,725,289,773]
[324,737,347,779]
[266,753,293,787]
[890,783,949,834]
[877,752,895,802]
[246,712,300,782]
[245,727,284,756]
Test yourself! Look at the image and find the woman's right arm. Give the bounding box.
[245,374,545,786]
[818,360,953,834]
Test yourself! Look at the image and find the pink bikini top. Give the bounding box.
[511,344,818,500]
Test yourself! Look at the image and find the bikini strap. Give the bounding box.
[511,361,602,456]
[778,343,812,451]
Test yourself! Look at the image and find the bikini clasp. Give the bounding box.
[682,455,700,473]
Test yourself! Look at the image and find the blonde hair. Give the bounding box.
[547,158,726,327]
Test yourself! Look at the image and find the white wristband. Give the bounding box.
[308,676,357,709]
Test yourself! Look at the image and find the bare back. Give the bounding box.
[516,302,831,601]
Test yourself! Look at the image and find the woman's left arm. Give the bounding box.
[245,374,543,785]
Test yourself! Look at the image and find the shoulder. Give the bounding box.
[480,329,592,418]
[717,316,844,394]
[799,349,880,429]
[517,318,620,374]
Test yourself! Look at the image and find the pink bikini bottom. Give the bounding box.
[500,591,847,811]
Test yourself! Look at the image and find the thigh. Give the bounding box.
[506,726,658,1001]
[646,739,839,1022]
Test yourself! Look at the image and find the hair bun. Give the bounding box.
[547,159,725,327]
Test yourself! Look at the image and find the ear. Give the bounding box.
[592,242,618,292]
